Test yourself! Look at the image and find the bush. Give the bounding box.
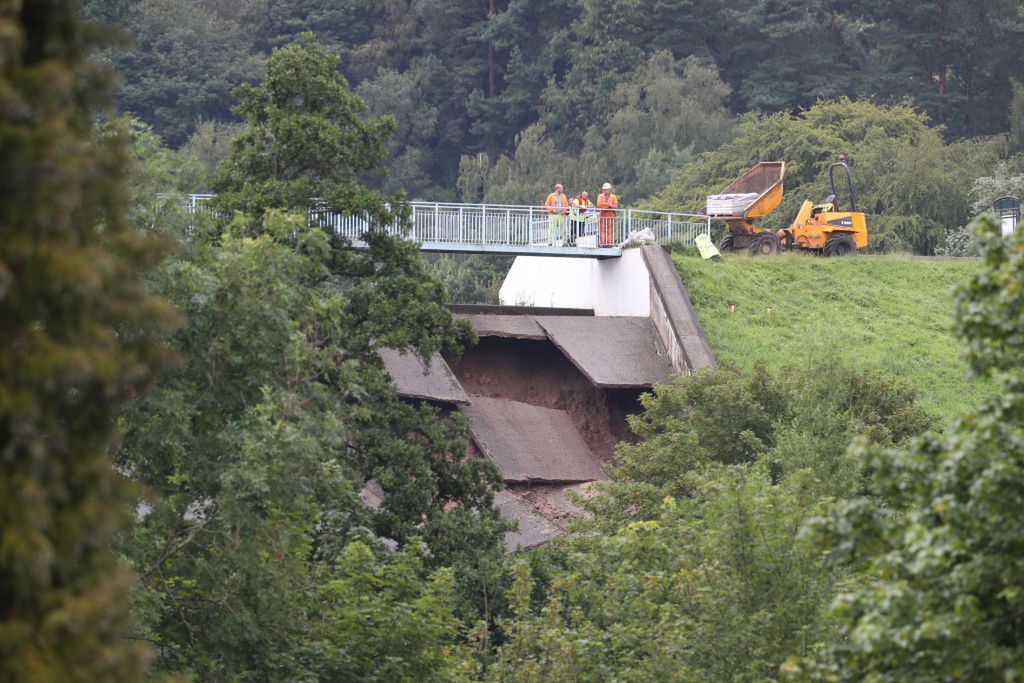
[934,224,977,257]
[489,361,934,682]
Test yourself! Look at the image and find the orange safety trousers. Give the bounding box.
[597,193,619,246]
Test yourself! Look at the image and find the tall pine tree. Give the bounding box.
[0,2,175,680]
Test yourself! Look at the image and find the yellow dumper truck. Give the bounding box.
[709,161,868,256]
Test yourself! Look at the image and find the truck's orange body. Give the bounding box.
[712,161,868,256]
[783,199,868,251]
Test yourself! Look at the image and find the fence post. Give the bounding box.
[529,205,535,245]
[667,213,673,244]
[505,208,511,245]
[626,208,632,243]
[458,205,464,244]
[481,204,487,244]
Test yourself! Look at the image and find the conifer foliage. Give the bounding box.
[0,2,174,680]
[211,32,396,224]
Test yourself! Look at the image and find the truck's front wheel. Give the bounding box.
[824,233,857,257]
[748,232,781,256]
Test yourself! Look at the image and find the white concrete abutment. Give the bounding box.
[499,245,716,373]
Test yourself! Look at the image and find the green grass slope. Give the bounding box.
[674,253,995,415]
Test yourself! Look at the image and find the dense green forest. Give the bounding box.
[4,2,1024,682]
[84,0,1024,253]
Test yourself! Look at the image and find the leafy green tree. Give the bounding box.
[468,0,577,149]
[592,362,932,524]
[491,469,838,682]
[0,3,175,680]
[719,0,867,113]
[94,0,1024,206]
[357,60,455,199]
[211,32,397,223]
[119,35,508,679]
[1010,79,1024,155]
[652,99,1003,253]
[254,0,385,61]
[489,361,931,681]
[180,118,246,183]
[800,215,1024,681]
[428,254,512,304]
[110,0,264,147]
[933,224,979,257]
[314,542,468,682]
[121,215,500,678]
[457,53,737,205]
[80,0,134,23]
[970,160,1024,214]
[115,116,205,201]
[857,0,1024,138]
[597,52,735,197]
[536,0,651,150]
[458,123,606,204]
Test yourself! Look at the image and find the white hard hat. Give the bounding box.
[602,182,612,190]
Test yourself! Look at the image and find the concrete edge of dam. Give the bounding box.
[381,245,716,550]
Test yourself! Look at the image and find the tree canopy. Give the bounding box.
[651,100,1008,254]
[488,361,933,681]
[13,6,1024,681]
[114,34,508,680]
[797,216,1024,681]
[0,2,175,680]
[211,32,396,223]
[94,0,1024,203]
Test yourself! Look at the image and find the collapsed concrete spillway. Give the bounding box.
[382,245,716,549]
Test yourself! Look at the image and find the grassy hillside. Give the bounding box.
[674,253,995,416]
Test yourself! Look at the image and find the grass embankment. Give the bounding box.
[674,253,995,416]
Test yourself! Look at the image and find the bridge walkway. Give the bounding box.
[183,195,711,258]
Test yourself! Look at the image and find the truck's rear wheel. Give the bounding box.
[748,232,781,256]
[824,233,857,257]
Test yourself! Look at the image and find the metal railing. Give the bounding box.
[179,195,711,252]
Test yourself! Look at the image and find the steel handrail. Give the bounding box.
[172,195,711,251]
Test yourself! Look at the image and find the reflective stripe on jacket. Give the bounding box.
[545,192,568,214]
[570,197,594,220]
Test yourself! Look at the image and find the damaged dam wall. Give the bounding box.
[500,245,716,373]
[381,245,716,549]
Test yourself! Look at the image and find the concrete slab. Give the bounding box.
[495,490,563,550]
[592,248,652,317]
[460,314,547,340]
[534,316,672,388]
[460,397,603,483]
[379,348,470,405]
[641,245,716,371]
[499,250,651,314]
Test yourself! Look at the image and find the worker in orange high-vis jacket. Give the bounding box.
[596,182,619,246]
[544,183,570,245]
